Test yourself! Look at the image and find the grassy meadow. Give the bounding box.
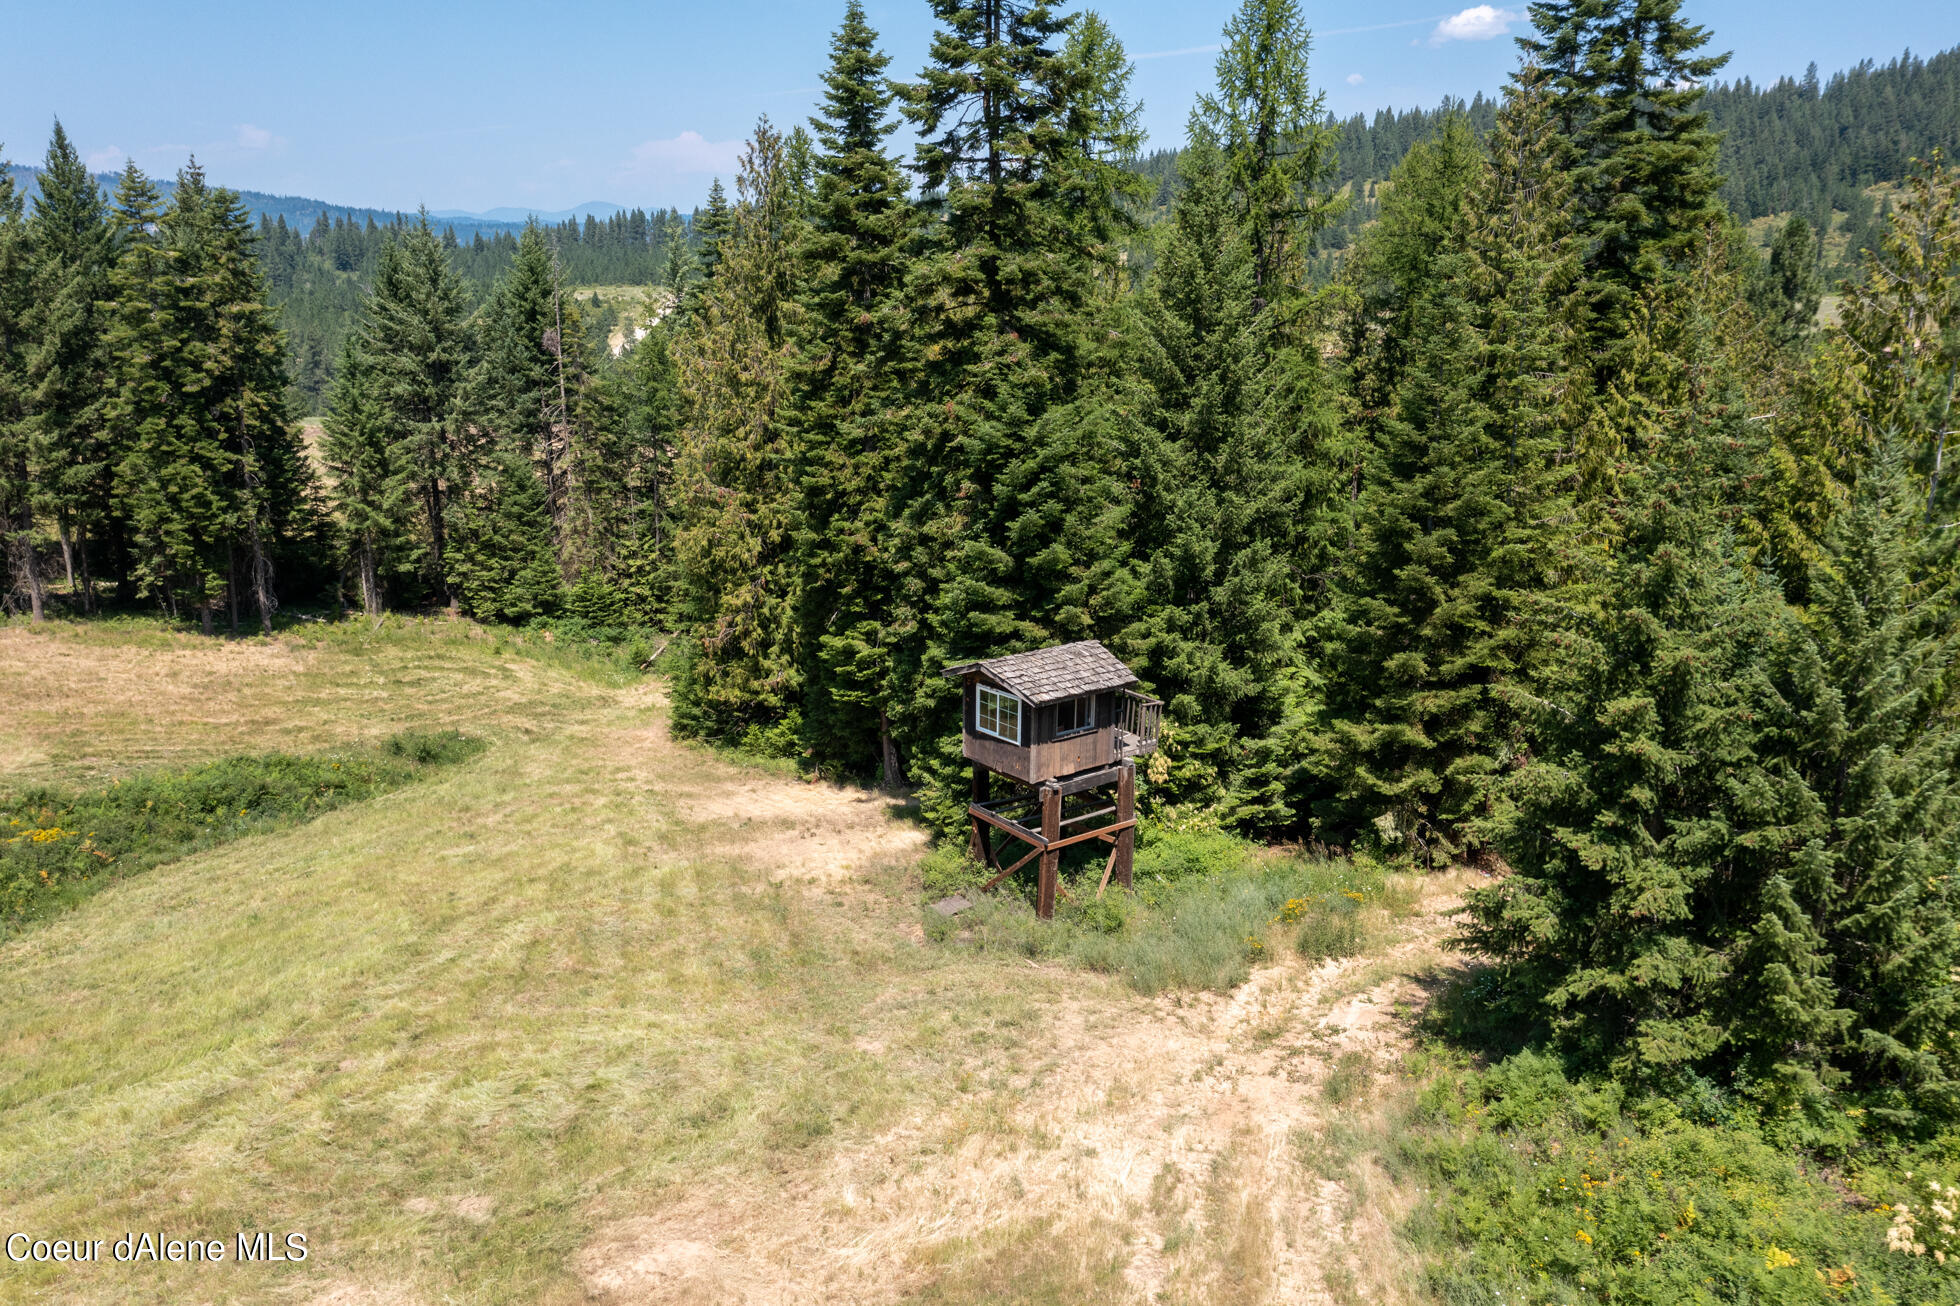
[1,617,1938,1305]
[0,616,1457,1304]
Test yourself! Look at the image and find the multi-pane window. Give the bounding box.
[1054,694,1095,735]
[975,685,1023,744]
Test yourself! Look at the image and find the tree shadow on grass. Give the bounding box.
[1411,961,1549,1066]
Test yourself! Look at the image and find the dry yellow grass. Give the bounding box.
[0,618,1459,1304]
[0,617,617,786]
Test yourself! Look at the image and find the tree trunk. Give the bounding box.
[57,516,75,591]
[227,545,240,635]
[200,599,214,637]
[359,537,381,618]
[12,528,45,622]
[237,408,276,635]
[878,708,905,793]
[77,524,95,614]
[22,534,44,622]
[246,516,274,635]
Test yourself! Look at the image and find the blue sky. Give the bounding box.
[4,0,1953,215]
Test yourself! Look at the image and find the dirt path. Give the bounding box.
[576,799,1472,1306]
[608,683,930,882]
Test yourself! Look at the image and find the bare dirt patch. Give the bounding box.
[403,1194,496,1224]
[577,873,1475,1305]
[608,685,929,882]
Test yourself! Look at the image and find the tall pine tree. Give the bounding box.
[362,216,470,607]
[671,119,805,743]
[321,335,411,615]
[1519,0,1730,374]
[1310,98,1578,860]
[791,0,923,786]
[25,121,116,610]
[0,145,36,619]
[892,0,1147,830]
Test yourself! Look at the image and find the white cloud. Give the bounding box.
[1346,72,1365,85]
[234,123,280,151]
[1428,5,1523,44]
[86,146,125,172]
[622,131,742,178]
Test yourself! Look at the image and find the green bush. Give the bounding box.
[1131,826,1255,903]
[933,825,1401,994]
[1,729,485,932]
[381,728,485,766]
[1294,892,1365,963]
[1397,1050,1960,1304]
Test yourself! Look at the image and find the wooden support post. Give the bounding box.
[1037,784,1061,920]
[1114,762,1135,891]
[968,764,989,862]
[979,843,1042,894]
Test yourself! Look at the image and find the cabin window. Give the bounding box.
[975,685,1023,745]
[1054,694,1095,736]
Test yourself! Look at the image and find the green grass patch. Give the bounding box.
[1393,1049,1959,1304]
[1,728,485,933]
[922,826,1408,994]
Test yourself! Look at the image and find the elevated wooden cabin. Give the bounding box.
[941,640,1161,785]
[941,641,1162,918]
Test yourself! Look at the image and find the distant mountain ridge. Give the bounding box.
[3,163,537,239]
[430,201,626,224]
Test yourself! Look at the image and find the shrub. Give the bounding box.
[1397,1050,1960,1304]
[381,729,485,767]
[1,729,485,932]
[933,826,1406,995]
[1295,893,1365,963]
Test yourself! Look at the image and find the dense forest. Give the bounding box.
[258,205,704,406]
[5,0,1960,1240]
[17,36,1945,417]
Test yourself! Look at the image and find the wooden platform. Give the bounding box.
[967,762,1135,918]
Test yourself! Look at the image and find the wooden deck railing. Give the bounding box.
[1114,690,1162,759]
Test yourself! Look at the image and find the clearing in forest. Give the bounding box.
[0,618,1461,1305]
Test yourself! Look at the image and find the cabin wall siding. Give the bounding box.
[958,673,1119,783]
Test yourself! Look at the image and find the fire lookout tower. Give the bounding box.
[941,641,1162,918]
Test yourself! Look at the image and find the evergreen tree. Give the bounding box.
[446,448,561,623]
[361,216,470,606]
[194,177,310,633]
[1750,214,1824,348]
[472,224,567,570]
[25,121,116,610]
[1764,431,1960,1113]
[1837,155,1960,521]
[0,145,36,619]
[107,163,238,630]
[1195,0,1341,311]
[1520,0,1730,370]
[889,0,1147,829]
[660,210,696,307]
[321,335,410,615]
[1340,119,1486,429]
[1309,90,1580,859]
[671,119,805,742]
[791,0,922,786]
[1462,409,1809,1077]
[1766,156,1960,592]
[610,319,681,625]
[697,179,731,281]
[1124,115,1304,815]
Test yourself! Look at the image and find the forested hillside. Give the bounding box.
[3,163,531,242]
[260,206,702,407]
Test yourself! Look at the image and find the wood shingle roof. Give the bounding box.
[942,640,1138,705]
